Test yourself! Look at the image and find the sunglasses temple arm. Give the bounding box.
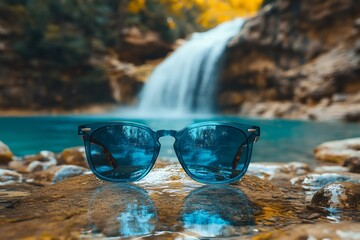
[90,139,118,169]
[232,141,246,170]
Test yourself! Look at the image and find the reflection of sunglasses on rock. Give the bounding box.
[78,121,260,184]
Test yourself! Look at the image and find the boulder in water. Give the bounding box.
[314,138,360,164]
[57,147,88,168]
[0,141,13,164]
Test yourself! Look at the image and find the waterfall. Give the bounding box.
[138,18,245,114]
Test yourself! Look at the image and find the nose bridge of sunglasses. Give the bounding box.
[156,129,177,139]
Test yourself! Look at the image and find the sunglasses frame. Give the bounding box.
[78,121,260,184]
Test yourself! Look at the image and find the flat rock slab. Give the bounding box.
[0,162,311,239]
[1,162,359,239]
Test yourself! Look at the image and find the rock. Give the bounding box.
[307,213,321,220]
[0,169,22,185]
[9,151,57,173]
[219,0,360,121]
[310,182,360,210]
[291,173,360,191]
[248,162,311,180]
[343,157,360,173]
[102,54,159,104]
[308,103,360,121]
[314,138,360,164]
[57,147,88,168]
[314,165,349,173]
[0,141,13,164]
[253,222,360,240]
[345,110,360,122]
[31,165,88,184]
[118,27,173,65]
[0,161,305,239]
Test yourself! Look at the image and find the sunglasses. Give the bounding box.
[78,121,260,184]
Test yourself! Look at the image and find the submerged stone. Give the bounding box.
[310,182,360,210]
[0,141,13,164]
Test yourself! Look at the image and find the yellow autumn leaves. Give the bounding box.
[196,0,263,28]
[127,0,146,14]
[127,0,262,28]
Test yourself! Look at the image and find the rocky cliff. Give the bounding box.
[219,0,360,121]
[0,2,171,111]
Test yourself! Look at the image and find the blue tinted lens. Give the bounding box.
[88,125,156,181]
[178,125,250,183]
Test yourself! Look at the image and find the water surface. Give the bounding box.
[1,115,359,164]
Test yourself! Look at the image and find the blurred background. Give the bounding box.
[0,0,359,120]
[0,0,360,160]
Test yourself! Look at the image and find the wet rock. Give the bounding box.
[343,157,360,173]
[253,223,360,240]
[31,165,88,184]
[57,147,88,168]
[0,141,13,164]
[314,165,349,173]
[314,138,360,164]
[8,151,57,173]
[0,169,22,185]
[291,173,360,191]
[248,162,311,180]
[0,160,305,239]
[310,182,360,210]
[306,213,321,220]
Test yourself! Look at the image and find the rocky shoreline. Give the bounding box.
[0,138,359,239]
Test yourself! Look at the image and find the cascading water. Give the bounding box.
[138,18,245,114]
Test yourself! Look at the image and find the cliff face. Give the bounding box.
[219,0,360,121]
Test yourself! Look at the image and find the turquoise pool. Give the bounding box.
[0,115,359,164]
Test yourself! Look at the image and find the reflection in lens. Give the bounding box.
[89,125,156,181]
[181,185,257,238]
[179,125,250,182]
[86,184,158,238]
